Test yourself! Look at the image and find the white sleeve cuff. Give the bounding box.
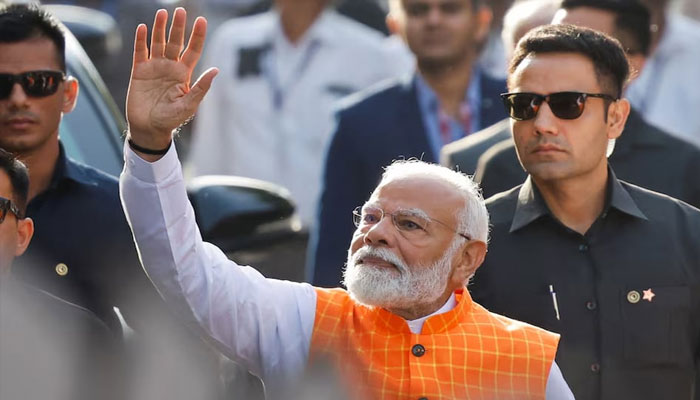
[122,139,181,184]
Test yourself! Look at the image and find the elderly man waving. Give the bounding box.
[120,8,573,400]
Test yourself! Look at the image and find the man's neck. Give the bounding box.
[276,0,326,44]
[388,289,454,321]
[533,165,609,235]
[418,56,475,117]
[20,138,60,203]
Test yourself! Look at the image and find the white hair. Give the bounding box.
[379,159,489,243]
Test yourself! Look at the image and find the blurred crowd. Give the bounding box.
[2,0,700,399]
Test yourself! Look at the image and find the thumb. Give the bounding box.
[184,67,219,112]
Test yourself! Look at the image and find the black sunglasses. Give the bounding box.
[0,196,21,223]
[501,92,617,121]
[0,70,66,100]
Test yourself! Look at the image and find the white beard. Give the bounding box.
[342,238,462,310]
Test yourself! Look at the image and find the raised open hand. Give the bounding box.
[126,8,218,154]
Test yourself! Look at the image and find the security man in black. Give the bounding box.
[469,25,700,400]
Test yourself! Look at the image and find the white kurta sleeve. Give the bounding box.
[119,142,317,393]
[546,361,576,399]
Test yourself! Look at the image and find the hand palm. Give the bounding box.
[127,58,192,135]
[125,8,217,147]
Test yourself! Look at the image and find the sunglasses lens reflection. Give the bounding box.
[0,71,63,100]
[504,92,586,121]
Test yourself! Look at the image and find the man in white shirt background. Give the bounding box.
[625,0,700,147]
[188,0,412,230]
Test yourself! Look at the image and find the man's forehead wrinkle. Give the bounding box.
[363,202,431,219]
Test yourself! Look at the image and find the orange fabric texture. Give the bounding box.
[310,288,559,400]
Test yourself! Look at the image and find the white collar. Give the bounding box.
[406,292,457,334]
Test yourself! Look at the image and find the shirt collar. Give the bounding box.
[414,67,482,117]
[48,142,102,190]
[406,292,457,334]
[510,168,648,233]
[369,289,473,335]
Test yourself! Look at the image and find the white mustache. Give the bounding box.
[352,246,408,274]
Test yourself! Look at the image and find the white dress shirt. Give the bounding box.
[626,13,700,148]
[120,143,574,399]
[188,9,413,227]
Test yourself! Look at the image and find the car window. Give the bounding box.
[60,34,125,177]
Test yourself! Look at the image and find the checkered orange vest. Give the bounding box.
[310,288,559,400]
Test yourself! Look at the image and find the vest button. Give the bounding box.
[586,301,597,310]
[578,243,589,252]
[590,363,601,373]
[411,344,426,357]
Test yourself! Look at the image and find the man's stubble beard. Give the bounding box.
[343,236,463,311]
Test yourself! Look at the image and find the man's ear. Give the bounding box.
[15,217,34,257]
[607,98,630,140]
[61,76,79,114]
[450,240,487,288]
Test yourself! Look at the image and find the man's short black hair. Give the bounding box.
[0,148,29,216]
[509,24,630,98]
[0,3,66,71]
[560,0,652,55]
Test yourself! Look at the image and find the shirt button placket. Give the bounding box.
[412,344,426,357]
[410,342,427,399]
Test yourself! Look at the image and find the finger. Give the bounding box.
[165,7,187,60]
[150,9,168,58]
[181,16,207,70]
[184,67,218,112]
[133,24,148,65]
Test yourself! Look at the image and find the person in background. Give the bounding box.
[188,0,411,229]
[469,23,700,400]
[471,0,700,211]
[440,0,559,174]
[0,148,116,400]
[625,0,700,147]
[308,0,507,287]
[475,0,513,79]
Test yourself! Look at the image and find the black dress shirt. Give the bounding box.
[13,144,165,333]
[471,169,700,400]
[12,143,230,398]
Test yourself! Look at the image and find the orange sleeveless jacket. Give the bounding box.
[310,288,559,400]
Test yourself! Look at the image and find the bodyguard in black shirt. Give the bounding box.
[469,25,700,400]
[0,5,224,398]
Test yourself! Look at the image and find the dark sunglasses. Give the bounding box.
[501,92,617,121]
[0,70,66,100]
[0,196,21,223]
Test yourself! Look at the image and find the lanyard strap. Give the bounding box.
[263,40,321,109]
